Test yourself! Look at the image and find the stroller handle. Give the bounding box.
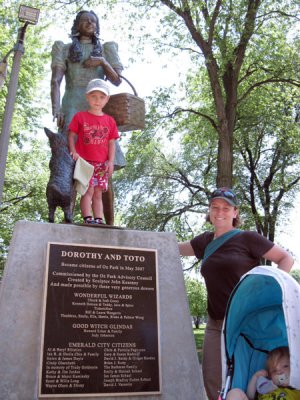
[218,365,233,400]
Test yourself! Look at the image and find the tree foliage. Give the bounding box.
[0,142,50,273]
[114,66,300,243]
[0,1,50,143]
[121,0,300,187]
[111,0,300,244]
[185,276,207,329]
[291,269,300,285]
[0,0,54,276]
[234,83,300,241]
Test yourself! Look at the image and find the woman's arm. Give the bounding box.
[263,244,294,273]
[178,241,195,256]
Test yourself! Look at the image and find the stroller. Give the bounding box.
[219,265,300,399]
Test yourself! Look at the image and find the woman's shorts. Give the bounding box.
[88,161,108,192]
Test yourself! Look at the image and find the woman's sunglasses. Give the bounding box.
[211,189,235,199]
[210,188,237,205]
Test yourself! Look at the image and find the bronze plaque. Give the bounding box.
[39,243,160,397]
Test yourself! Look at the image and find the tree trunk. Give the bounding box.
[217,128,233,188]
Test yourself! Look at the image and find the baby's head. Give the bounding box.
[266,347,290,386]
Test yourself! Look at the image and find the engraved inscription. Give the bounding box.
[39,243,160,397]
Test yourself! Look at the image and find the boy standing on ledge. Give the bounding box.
[68,79,119,224]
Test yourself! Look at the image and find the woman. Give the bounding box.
[50,10,125,225]
[179,187,294,400]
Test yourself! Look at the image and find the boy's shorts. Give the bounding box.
[88,161,108,192]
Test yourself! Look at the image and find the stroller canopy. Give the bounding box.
[222,265,300,390]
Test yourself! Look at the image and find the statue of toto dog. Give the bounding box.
[44,128,76,223]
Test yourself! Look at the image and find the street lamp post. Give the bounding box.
[0,5,40,206]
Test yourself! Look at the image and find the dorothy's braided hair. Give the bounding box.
[68,10,102,62]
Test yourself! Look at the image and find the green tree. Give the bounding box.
[114,68,300,243]
[0,142,50,275]
[234,86,300,241]
[0,1,52,275]
[100,0,299,188]
[185,277,207,329]
[0,1,49,142]
[91,0,300,243]
[291,269,300,285]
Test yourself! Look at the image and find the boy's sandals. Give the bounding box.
[83,217,105,225]
[94,218,105,225]
[83,216,95,224]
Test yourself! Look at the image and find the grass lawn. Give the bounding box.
[193,324,206,362]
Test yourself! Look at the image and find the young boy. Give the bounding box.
[226,347,300,400]
[68,78,119,224]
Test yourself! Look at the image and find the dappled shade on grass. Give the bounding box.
[193,325,205,363]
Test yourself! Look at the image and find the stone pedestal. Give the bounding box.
[0,221,205,399]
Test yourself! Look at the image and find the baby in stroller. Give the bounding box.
[226,347,300,400]
[219,266,300,400]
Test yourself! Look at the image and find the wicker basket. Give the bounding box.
[103,76,145,132]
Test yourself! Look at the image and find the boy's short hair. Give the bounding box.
[266,346,289,373]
